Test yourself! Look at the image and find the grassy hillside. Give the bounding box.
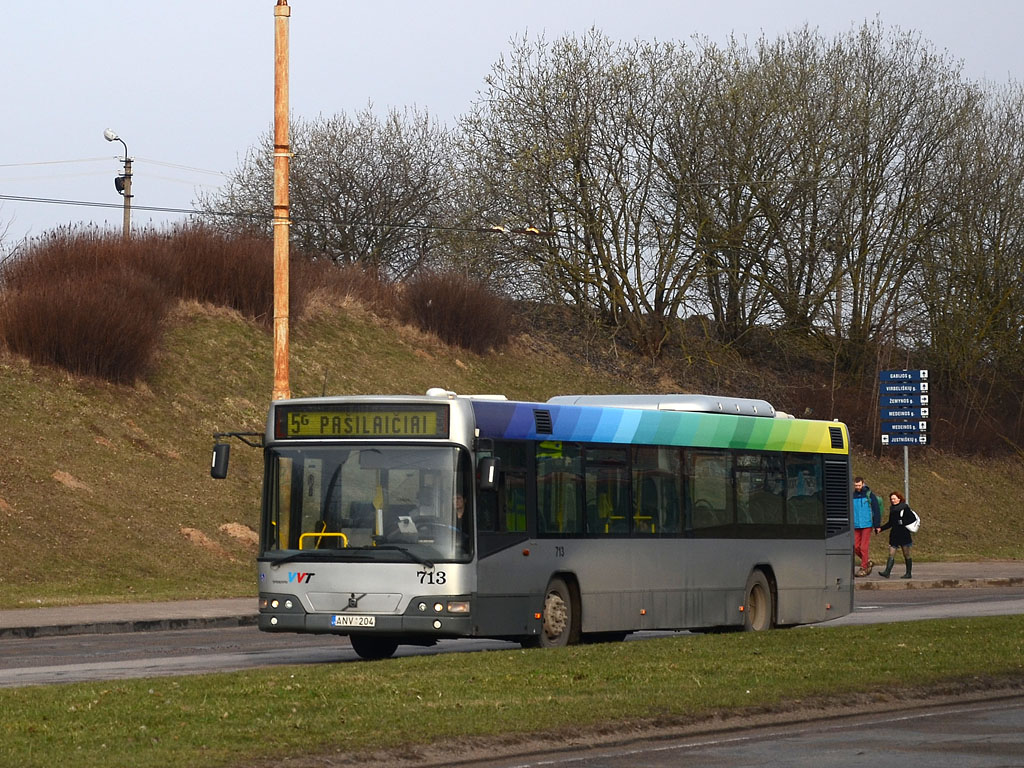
[0,300,1021,609]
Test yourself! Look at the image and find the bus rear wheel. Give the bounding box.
[743,571,774,631]
[350,634,399,660]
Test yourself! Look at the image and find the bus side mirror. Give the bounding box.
[477,457,500,491]
[211,443,231,479]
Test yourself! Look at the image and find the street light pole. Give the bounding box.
[103,128,132,239]
[272,0,291,401]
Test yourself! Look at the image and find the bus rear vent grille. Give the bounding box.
[824,459,851,537]
[828,426,845,450]
[533,409,553,434]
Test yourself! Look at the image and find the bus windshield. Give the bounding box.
[263,445,472,562]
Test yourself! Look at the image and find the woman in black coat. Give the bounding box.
[876,491,915,579]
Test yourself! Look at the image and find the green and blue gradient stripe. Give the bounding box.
[472,400,847,454]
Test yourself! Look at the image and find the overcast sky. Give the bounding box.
[2,1,1022,249]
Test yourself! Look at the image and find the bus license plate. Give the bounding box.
[332,614,375,628]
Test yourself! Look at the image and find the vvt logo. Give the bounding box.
[288,571,315,584]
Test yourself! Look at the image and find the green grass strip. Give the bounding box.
[3,616,1023,768]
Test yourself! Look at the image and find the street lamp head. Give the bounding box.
[103,128,132,236]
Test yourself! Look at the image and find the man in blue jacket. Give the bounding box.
[852,476,882,576]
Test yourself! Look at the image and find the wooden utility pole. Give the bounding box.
[272,0,291,401]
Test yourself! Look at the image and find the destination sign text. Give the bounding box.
[277,406,448,439]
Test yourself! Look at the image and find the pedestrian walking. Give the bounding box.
[852,476,882,576]
[876,491,917,579]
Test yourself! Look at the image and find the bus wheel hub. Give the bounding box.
[543,593,567,638]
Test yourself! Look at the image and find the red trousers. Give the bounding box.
[854,527,872,568]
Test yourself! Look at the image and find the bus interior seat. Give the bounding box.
[349,501,376,528]
[663,484,680,533]
[636,477,658,533]
[788,493,823,525]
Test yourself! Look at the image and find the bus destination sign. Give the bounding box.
[277,405,449,439]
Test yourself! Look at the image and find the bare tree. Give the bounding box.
[742,29,851,336]
[200,106,459,279]
[461,31,703,355]
[659,38,780,344]
[818,23,970,370]
[659,31,855,345]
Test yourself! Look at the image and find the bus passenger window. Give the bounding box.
[482,442,528,533]
[503,473,527,532]
[537,443,583,535]
[584,448,627,535]
[686,451,734,536]
[736,453,785,528]
[786,456,824,530]
[632,446,682,535]
[478,472,527,534]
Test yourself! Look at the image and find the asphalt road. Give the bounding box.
[1,587,1022,688]
[827,585,1024,625]
[464,695,1024,768]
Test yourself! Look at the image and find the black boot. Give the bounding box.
[901,558,913,579]
[878,557,894,578]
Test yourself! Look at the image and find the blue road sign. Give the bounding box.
[881,433,930,446]
[880,394,929,407]
[882,420,930,433]
[880,381,929,395]
[880,369,928,381]
[880,407,929,420]
[879,369,931,449]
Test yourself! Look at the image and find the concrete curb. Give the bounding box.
[857,576,1024,591]
[0,613,258,640]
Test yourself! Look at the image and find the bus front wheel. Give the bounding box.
[536,576,579,648]
[742,571,774,631]
[350,634,399,660]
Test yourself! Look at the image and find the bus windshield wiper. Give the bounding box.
[264,550,373,568]
[264,546,433,568]
[373,545,434,568]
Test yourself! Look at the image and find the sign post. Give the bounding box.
[879,370,930,502]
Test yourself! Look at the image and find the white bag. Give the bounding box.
[905,509,921,533]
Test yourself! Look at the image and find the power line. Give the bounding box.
[0,157,110,168]
[0,193,204,216]
[0,156,227,177]
[0,193,553,236]
[0,172,112,183]
[134,157,228,177]
[140,173,223,188]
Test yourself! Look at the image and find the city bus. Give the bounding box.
[212,389,854,659]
